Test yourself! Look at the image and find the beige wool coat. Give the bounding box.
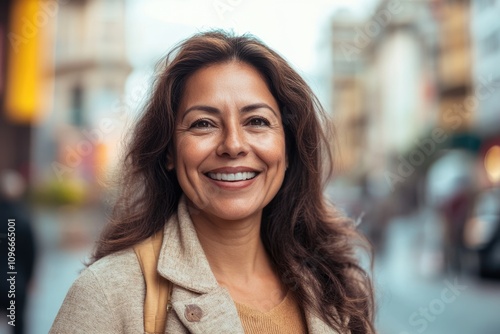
[50,197,340,334]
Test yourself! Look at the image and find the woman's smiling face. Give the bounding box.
[173,61,287,222]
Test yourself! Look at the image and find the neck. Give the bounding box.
[189,207,275,286]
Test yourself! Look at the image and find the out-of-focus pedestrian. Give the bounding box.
[0,170,36,334]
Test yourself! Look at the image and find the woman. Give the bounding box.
[50,31,375,334]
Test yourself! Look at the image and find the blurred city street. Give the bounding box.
[375,217,500,334]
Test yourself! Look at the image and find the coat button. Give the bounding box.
[184,304,203,322]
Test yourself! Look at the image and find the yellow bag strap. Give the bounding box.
[134,230,172,334]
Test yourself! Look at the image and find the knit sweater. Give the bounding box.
[235,290,307,334]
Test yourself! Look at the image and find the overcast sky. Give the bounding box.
[126,0,374,71]
[124,0,376,112]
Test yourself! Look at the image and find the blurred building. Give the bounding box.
[367,0,438,183]
[330,11,367,175]
[32,0,131,204]
[471,0,500,134]
[331,1,439,193]
[436,0,474,132]
[434,0,500,188]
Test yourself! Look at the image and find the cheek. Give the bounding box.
[254,133,287,167]
[175,137,198,165]
[174,136,210,169]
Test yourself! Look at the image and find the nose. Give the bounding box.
[216,122,249,158]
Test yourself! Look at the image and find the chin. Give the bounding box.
[209,204,262,222]
[185,195,267,222]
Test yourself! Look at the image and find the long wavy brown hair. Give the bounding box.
[92,30,375,333]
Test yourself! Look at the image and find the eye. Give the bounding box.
[190,119,213,128]
[247,117,270,127]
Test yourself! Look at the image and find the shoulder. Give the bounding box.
[78,248,146,312]
[50,249,145,334]
[86,248,143,288]
[67,248,145,300]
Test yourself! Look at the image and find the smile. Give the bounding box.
[207,172,257,182]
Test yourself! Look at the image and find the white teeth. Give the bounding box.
[207,172,257,181]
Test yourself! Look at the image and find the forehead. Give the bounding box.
[178,61,278,111]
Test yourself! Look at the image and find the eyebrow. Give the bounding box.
[181,103,278,121]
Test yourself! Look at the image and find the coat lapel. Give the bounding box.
[157,196,219,293]
[170,285,245,334]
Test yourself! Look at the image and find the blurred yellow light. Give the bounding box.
[4,0,53,124]
[485,145,500,183]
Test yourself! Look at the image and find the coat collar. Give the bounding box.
[157,196,340,333]
[157,196,219,294]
